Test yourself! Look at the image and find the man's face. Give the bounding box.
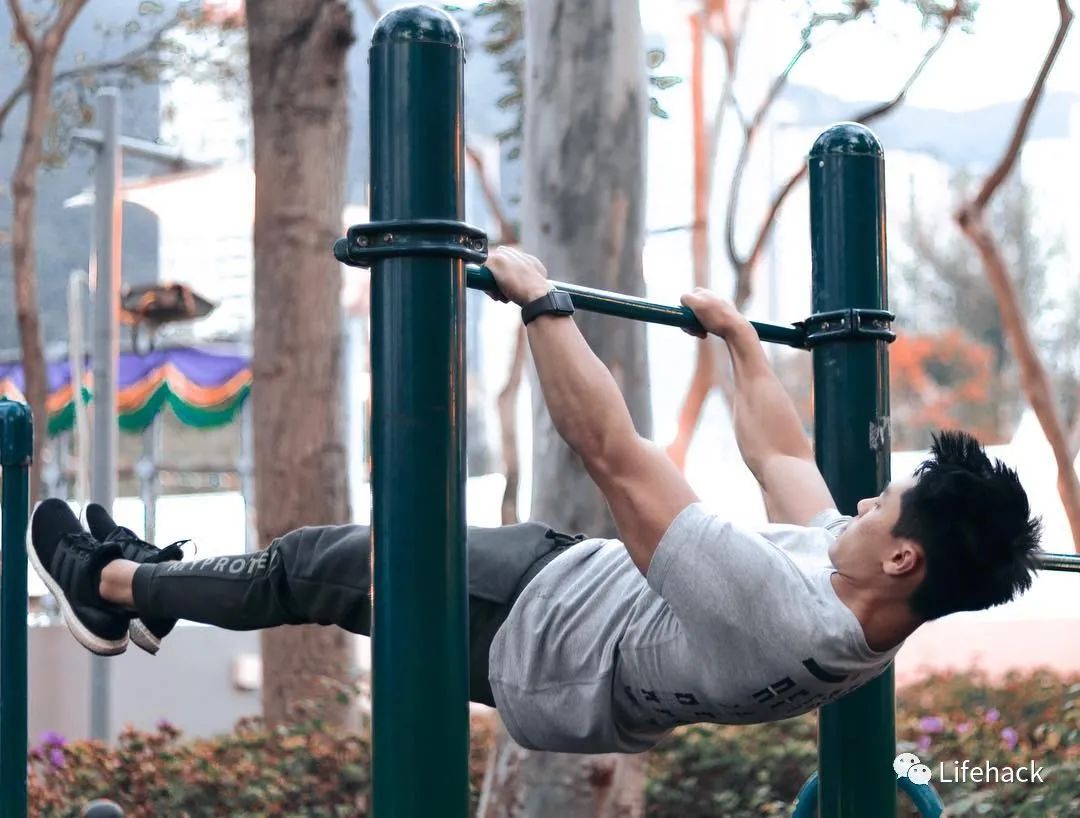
[828,474,920,577]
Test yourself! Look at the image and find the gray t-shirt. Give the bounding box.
[488,503,902,754]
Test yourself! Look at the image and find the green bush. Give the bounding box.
[29,698,496,818]
[27,670,1080,817]
[29,703,373,818]
[646,668,1080,818]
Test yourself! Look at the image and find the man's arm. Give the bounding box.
[485,248,697,575]
[681,289,836,526]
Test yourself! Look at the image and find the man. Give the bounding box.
[30,247,1042,754]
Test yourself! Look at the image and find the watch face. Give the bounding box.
[551,291,575,312]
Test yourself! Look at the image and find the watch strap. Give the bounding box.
[521,290,575,325]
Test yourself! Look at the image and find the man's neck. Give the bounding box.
[830,572,920,653]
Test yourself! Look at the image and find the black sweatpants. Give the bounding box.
[130,521,582,707]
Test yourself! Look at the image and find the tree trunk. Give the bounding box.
[524,0,651,535]
[247,0,356,726]
[7,0,90,504]
[478,720,646,818]
[480,0,651,814]
[9,59,52,508]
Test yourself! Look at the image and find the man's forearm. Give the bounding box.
[725,323,813,474]
[526,314,638,463]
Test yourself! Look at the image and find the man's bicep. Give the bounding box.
[757,454,837,526]
[586,437,699,575]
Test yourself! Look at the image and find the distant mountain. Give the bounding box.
[781,84,1079,168]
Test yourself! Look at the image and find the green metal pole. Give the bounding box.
[0,399,32,818]
[809,123,896,818]
[368,6,469,818]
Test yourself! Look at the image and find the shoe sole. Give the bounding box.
[27,529,127,657]
[129,619,161,655]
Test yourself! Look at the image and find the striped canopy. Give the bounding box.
[0,347,251,436]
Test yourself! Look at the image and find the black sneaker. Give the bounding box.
[29,499,129,656]
[85,503,185,655]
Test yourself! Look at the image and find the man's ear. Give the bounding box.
[882,539,921,578]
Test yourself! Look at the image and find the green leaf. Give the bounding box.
[649,97,670,119]
[646,48,666,69]
[139,1,166,14]
[649,75,682,91]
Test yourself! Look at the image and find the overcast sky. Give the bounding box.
[640,0,1080,112]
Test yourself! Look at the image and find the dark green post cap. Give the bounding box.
[809,122,883,158]
[0,399,32,466]
[371,4,463,48]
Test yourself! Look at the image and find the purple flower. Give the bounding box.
[919,716,945,734]
[48,747,65,768]
[985,708,1000,723]
[1001,727,1019,750]
[956,722,972,735]
[156,718,174,731]
[39,731,66,748]
[917,735,932,751]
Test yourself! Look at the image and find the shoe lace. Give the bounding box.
[142,537,194,562]
[108,527,194,561]
[61,530,109,556]
[161,539,194,560]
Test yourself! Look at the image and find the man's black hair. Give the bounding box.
[894,430,1042,621]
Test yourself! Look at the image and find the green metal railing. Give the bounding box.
[1,399,32,818]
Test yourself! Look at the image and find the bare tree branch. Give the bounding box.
[466,144,518,243]
[704,0,750,196]
[730,15,957,307]
[0,80,32,134]
[971,0,1074,211]
[496,325,527,524]
[1068,389,1080,458]
[42,0,90,54]
[955,0,1079,551]
[668,10,717,471]
[668,3,959,473]
[960,215,1080,550]
[721,4,879,279]
[465,142,526,521]
[721,39,810,291]
[720,2,877,291]
[7,0,38,56]
[0,14,179,138]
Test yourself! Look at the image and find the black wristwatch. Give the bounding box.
[521,290,575,325]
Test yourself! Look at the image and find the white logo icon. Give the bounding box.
[908,764,933,785]
[894,753,933,784]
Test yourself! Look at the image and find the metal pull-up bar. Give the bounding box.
[1035,552,1080,572]
[465,265,808,348]
[334,228,890,351]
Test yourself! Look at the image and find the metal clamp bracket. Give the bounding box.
[799,308,896,348]
[334,219,489,268]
